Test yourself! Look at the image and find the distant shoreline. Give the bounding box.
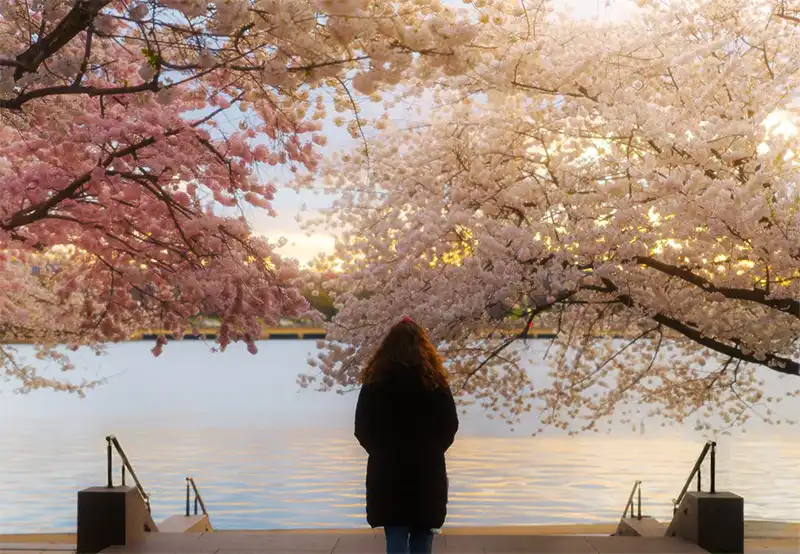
[2,326,561,344]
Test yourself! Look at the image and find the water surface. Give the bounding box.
[0,341,797,532]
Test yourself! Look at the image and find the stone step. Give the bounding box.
[97,531,708,553]
[157,514,212,533]
[615,516,668,537]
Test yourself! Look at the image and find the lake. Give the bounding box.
[0,341,798,533]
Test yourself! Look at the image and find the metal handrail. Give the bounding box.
[672,440,716,513]
[621,480,643,520]
[106,435,151,513]
[185,477,208,516]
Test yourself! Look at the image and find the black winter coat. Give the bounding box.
[354,367,459,529]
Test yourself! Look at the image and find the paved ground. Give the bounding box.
[0,544,73,554]
[0,532,708,554]
[2,522,797,554]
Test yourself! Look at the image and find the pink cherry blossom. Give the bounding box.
[301,0,800,432]
[0,0,486,394]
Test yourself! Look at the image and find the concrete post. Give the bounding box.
[77,486,152,553]
[666,491,744,553]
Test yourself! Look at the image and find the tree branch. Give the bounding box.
[613,293,799,376]
[13,0,112,80]
[634,255,800,317]
[1,95,234,231]
[1,79,158,110]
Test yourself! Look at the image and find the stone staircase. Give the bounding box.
[76,436,211,554]
[613,441,745,553]
[73,436,747,554]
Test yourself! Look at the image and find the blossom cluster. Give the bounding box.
[0,0,492,392]
[302,0,800,430]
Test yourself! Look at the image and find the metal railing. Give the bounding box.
[185,477,208,516]
[672,440,716,513]
[106,435,152,513]
[621,480,643,520]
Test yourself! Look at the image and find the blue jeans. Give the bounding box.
[384,526,434,554]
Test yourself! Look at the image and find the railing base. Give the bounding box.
[77,486,156,554]
[666,491,744,554]
[614,516,667,537]
[159,514,212,533]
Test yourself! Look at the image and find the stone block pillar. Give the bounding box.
[77,486,151,554]
[667,491,744,553]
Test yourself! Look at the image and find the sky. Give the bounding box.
[253,0,640,266]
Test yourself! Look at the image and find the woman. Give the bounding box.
[354,317,459,554]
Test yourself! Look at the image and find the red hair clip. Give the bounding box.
[400,315,415,324]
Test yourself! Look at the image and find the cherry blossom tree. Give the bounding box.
[304,0,800,432]
[0,0,489,392]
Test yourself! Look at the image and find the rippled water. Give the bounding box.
[0,341,797,532]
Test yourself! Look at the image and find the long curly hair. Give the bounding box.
[362,319,449,389]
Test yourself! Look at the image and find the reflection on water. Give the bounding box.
[0,342,797,532]
[1,427,798,531]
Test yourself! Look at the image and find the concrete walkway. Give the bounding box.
[3,522,798,554]
[0,544,73,554]
[91,532,708,554]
